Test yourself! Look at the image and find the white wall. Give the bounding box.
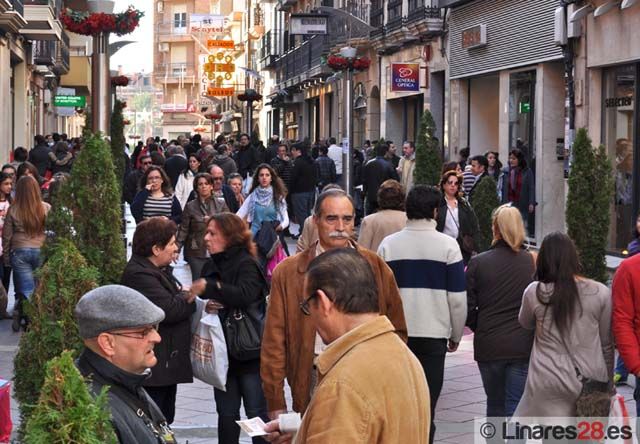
[469,75,499,155]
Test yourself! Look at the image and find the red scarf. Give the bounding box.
[508,167,522,203]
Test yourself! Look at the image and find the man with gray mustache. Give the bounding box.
[260,188,408,420]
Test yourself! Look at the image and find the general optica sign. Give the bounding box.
[390,63,420,92]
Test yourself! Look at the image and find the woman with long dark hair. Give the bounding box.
[485,151,503,181]
[498,148,535,232]
[131,166,182,224]
[0,173,12,319]
[236,163,288,236]
[514,232,613,419]
[3,176,50,331]
[175,153,202,210]
[190,213,269,444]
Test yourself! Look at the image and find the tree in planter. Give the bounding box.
[566,128,613,283]
[110,99,127,188]
[24,350,117,444]
[413,109,442,186]
[68,133,126,284]
[471,176,501,252]
[13,238,99,434]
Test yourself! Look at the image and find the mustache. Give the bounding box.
[328,231,350,239]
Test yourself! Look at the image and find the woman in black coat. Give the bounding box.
[436,170,481,264]
[191,212,269,444]
[121,216,196,424]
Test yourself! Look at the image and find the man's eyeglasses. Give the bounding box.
[141,161,152,166]
[109,324,159,339]
[299,291,318,316]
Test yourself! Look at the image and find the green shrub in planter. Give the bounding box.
[68,133,126,284]
[24,350,117,444]
[414,109,442,187]
[471,176,500,252]
[566,128,613,283]
[13,238,99,434]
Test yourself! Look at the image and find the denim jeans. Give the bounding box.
[477,359,529,418]
[10,248,42,299]
[408,337,447,444]
[291,191,315,230]
[214,370,268,444]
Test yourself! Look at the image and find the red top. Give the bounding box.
[612,253,640,375]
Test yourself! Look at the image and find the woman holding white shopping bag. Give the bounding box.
[191,212,269,444]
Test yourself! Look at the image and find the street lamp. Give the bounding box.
[339,46,356,196]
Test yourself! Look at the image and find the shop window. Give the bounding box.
[603,64,636,253]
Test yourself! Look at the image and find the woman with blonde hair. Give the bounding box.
[3,175,50,331]
[465,204,535,418]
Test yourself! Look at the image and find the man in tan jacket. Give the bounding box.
[264,249,429,443]
[261,189,408,418]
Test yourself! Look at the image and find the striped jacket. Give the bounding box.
[377,219,467,342]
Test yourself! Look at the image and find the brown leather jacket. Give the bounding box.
[260,241,408,413]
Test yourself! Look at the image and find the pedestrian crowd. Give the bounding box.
[4,131,638,444]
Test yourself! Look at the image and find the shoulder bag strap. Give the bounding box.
[558,330,584,381]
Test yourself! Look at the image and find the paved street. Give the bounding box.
[0,210,636,443]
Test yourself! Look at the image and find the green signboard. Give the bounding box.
[54,95,86,107]
[519,101,531,114]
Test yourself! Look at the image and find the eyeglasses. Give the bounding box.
[141,161,152,166]
[299,291,318,316]
[109,324,159,339]
[4,173,14,177]
[147,176,162,182]
[446,181,459,186]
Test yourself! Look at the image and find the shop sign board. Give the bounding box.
[207,40,235,49]
[189,14,226,34]
[390,63,420,92]
[290,14,328,35]
[462,24,487,49]
[54,95,86,107]
[199,54,235,97]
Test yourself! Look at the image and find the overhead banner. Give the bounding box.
[390,63,420,92]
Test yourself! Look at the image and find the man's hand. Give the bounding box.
[268,410,287,421]
[190,278,207,296]
[205,300,225,313]
[264,420,294,444]
[447,340,459,352]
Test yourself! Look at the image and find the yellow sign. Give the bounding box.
[207,87,235,97]
[207,40,235,49]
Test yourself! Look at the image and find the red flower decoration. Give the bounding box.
[326,54,371,72]
[60,7,144,37]
[111,75,130,87]
[204,113,222,120]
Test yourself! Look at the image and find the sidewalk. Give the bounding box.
[0,209,636,443]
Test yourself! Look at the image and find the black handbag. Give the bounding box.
[560,335,611,417]
[223,299,265,362]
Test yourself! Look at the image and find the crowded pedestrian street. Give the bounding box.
[2,0,640,443]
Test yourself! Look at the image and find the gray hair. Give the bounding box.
[313,189,354,217]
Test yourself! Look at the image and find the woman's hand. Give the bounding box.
[190,278,207,296]
[275,224,283,232]
[145,184,153,191]
[205,300,225,313]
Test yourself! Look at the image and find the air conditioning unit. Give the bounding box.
[158,42,170,52]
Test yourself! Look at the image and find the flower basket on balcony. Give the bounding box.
[237,89,263,102]
[204,113,222,120]
[326,54,371,72]
[193,126,208,133]
[60,7,144,37]
[110,76,129,87]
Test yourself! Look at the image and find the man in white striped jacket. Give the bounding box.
[377,185,467,444]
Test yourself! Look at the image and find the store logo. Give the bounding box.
[391,63,420,92]
[605,96,633,108]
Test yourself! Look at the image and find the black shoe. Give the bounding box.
[11,312,20,332]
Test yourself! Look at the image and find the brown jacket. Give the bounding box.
[357,209,407,253]
[176,196,228,259]
[261,241,408,413]
[295,316,430,443]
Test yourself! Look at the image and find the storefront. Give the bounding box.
[446,0,566,241]
[577,1,640,255]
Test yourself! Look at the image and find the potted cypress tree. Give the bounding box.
[110,99,127,188]
[566,128,613,283]
[471,176,500,252]
[24,351,117,444]
[413,110,442,186]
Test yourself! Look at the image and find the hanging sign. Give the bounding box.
[189,14,226,34]
[390,63,420,92]
[199,54,235,97]
[207,39,235,49]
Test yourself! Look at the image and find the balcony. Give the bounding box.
[0,0,28,33]
[257,29,280,71]
[156,21,193,43]
[0,0,11,14]
[20,0,62,41]
[274,34,331,89]
[153,63,198,85]
[32,39,55,66]
[277,0,296,12]
[406,4,443,37]
[52,30,69,75]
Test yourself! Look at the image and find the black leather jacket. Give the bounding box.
[76,348,176,444]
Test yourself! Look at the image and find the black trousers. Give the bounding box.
[408,337,447,444]
[145,384,177,424]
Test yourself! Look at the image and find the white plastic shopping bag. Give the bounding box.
[242,172,253,197]
[606,393,633,444]
[190,298,228,390]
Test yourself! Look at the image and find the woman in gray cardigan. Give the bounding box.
[514,232,613,421]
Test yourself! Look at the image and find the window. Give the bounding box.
[603,64,636,252]
[387,0,403,21]
[174,12,187,32]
